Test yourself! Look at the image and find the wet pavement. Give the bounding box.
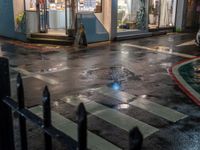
[1,33,200,150]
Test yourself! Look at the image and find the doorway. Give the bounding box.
[36,0,74,35]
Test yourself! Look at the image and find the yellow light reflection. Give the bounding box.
[117,103,129,109]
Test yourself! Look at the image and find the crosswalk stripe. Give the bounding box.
[11,67,59,85]
[62,95,159,138]
[29,106,122,150]
[92,87,135,103]
[94,87,187,122]
[130,98,188,122]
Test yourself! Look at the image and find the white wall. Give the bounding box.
[102,0,118,40]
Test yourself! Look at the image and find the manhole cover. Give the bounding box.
[80,66,140,81]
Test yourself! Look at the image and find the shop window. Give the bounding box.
[48,0,65,10]
[117,0,146,32]
[148,0,177,29]
[78,0,102,13]
[25,0,37,10]
[148,0,160,29]
[159,0,177,28]
[13,0,25,32]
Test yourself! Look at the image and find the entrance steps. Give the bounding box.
[116,32,153,41]
[28,33,74,45]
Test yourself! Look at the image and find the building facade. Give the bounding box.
[0,0,198,43]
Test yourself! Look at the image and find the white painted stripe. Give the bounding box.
[11,67,59,85]
[130,98,187,122]
[94,87,135,103]
[62,95,159,138]
[122,43,195,58]
[176,40,195,47]
[30,106,121,150]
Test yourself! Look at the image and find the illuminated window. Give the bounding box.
[25,0,37,10]
[78,0,102,13]
[117,0,146,32]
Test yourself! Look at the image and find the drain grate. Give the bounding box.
[80,66,141,81]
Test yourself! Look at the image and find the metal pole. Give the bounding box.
[0,57,15,150]
[17,73,28,150]
[43,86,52,150]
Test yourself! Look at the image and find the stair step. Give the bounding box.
[116,32,152,41]
[28,37,74,45]
[30,33,70,40]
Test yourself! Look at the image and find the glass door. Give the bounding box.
[36,0,48,33]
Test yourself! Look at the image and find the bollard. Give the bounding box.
[129,127,143,150]
[17,73,28,150]
[42,86,52,150]
[77,103,87,150]
[0,57,15,150]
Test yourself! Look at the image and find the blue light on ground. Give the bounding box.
[111,82,121,90]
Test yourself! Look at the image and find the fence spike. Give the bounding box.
[43,86,50,101]
[77,103,87,150]
[42,86,52,150]
[129,127,143,150]
[0,57,15,150]
[17,73,25,108]
[17,73,28,150]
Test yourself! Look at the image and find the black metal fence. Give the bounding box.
[0,57,143,150]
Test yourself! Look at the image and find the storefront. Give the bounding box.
[12,0,108,43]
[0,0,180,43]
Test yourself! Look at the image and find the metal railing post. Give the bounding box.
[17,73,28,150]
[0,57,15,150]
[129,127,143,150]
[43,86,52,150]
[77,103,87,150]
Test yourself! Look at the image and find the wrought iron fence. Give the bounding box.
[0,57,143,150]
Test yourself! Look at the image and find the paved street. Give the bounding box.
[1,33,200,150]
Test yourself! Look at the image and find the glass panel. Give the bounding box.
[48,0,66,32]
[13,0,25,32]
[117,0,146,32]
[159,0,177,27]
[148,0,160,29]
[78,0,102,13]
[25,0,37,10]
